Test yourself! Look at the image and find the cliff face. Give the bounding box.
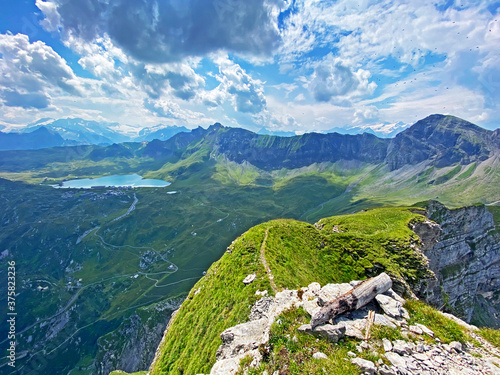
[413,201,500,327]
[93,298,182,375]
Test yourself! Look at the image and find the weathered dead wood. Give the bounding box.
[364,310,376,340]
[311,272,392,328]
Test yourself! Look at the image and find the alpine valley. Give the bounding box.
[0,114,499,375]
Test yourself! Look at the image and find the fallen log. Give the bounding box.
[311,272,392,329]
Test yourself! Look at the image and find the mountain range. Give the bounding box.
[0,127,71,151]
[4,118,190,149]
[1,117,418,151]
[0,114,498,209]
[132,114,499,177]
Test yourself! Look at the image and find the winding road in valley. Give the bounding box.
[2,190,233,372]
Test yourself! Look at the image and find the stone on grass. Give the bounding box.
[449,341,463,352]
[409,325,423,335]
[313,324,346,343]
[350,357,376,375]
[415,323,434,337]
[375,294,410,320]
[297,324,313,334]
[243,274,256,285]
[383,338,393,352]
[312,352,328,360]
[374,314,397,329]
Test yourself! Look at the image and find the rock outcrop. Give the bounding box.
[211,273,405,374]
[413,201,500,327]
[210,289,302,374]
[211,274,500,375]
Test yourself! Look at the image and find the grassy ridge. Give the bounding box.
[150,207,431,374]
[150,224,272,374]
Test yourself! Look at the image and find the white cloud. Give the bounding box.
[0,33,84,109]
[38,0,285,63]
[4,0,498,133]
[35,0,61,32]
[309,54,376,103]
[201,55,267,114]
[137,60,206,100]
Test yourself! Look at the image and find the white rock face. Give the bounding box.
[375,294,410,319]
[302,298,321,317]
[210,290,301,375]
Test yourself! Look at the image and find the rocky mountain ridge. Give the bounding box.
[139,114,499,172]
[205,273,500,375]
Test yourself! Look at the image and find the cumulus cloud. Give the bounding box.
[0,33,83,109]
[309,54,376,103]
[132,61,205,100]
[202,56,267,114]
[38,0,285,63]
[353,105,379,124]
[144,97,207,122]
[35,0,61,32]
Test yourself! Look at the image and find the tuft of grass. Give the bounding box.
[236,355,255,375]
[370,325,407,342]
[261,307,361,375]
[478,328,500,349]
[406,300,469,344]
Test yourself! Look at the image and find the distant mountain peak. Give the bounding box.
[0,126,67,151]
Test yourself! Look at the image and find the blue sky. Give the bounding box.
[0,0,499,134]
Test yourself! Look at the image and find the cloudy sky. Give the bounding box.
[0,0,499,134]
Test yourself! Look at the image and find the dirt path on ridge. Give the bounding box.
[260,227,278,294]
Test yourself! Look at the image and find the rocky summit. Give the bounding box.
[209,273,500,375]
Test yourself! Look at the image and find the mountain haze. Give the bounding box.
[0,127,68,150]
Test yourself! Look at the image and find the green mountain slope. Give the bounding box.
[0,115,498,212]
[148,207,432,374]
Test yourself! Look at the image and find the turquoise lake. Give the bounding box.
[54,174,171,189]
